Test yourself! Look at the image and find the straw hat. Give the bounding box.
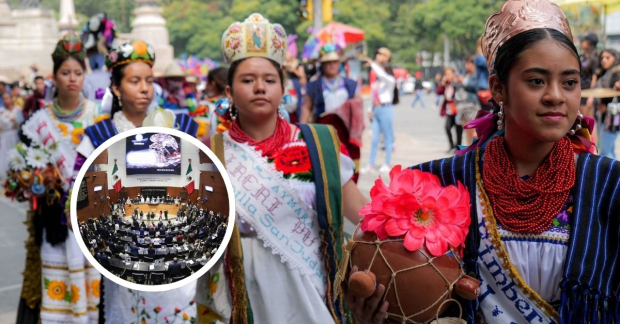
[161,62,185,78]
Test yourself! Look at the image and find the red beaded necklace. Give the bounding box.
[482,136,576,234]
[228,116,291,158]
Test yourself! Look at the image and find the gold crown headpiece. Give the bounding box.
[481,0,573,71]
[221,13,287,66]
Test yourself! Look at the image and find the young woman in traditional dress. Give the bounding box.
[10,33,103,324]
[74,40,199,323]
[592,49,620,159]
[347,1,620,323]
[189,66,230,139]
[0,92,24,178]
[195,13,368,324]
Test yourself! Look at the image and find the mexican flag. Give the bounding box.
[186,163,192,175]
[185,180,195,195]
[112,161,122,193]
[113,179,123,193]
[185,163,194,194]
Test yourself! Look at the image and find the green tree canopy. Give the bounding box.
[12,0,508,71]
[389,0,503,71]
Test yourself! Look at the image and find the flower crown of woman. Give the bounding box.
[52,33,85,61]
[105,39,155,72]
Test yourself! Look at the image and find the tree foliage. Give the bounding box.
[164,0,500,67]
[9,0,136,32]
[389,0,503,71]
[11,0,506,69]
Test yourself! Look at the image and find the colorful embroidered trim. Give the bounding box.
[212,133,253,324]
[41,307,87,316]
[498,231,569,245]
[299,123,352,324]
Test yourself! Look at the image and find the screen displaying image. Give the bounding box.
[126,133,182,175]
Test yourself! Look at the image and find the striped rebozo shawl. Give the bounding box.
[412,150,620,323]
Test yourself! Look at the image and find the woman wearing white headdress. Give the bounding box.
[194,13,368,324]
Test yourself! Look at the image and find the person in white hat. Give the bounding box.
[301,44,363,182]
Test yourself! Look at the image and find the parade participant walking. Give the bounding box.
[458,55,482,145]
[282,52,307,123]
[197,13,367,324]
[579,31,599,120]
[474,36,492,111]
[188,67,228,140]
[22,76,46,119]
[410,71,426,109]
[76,39,199,323]
[437,67,463,152]
[0,92,23,178]
[11,82,25,108]
[347,1,620,323]
[301,44,363,182]
[191,66,230,137]
[7,33,102,324]
[592,49,620,159]
[360,55,398,174]
[156,62,197,115]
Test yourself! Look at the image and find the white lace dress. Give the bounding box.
[30,101,103,324]
[196,127,355,324]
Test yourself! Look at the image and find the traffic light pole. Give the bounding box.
[313,0,322,31]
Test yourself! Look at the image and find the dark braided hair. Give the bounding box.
[109,64,128,117]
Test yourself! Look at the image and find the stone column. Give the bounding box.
[58,0,78,32]
[131,0,174,73]
[0,0,59,79]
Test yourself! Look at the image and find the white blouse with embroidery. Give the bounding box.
[199,127,355,324]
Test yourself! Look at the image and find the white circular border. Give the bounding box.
[71,126,236,292]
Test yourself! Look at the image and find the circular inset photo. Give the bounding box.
[70,127,235,291]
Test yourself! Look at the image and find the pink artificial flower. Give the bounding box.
[229,24,241,34]
[360,166,471,256]
[230,38,241,50]
[108,51,118,63]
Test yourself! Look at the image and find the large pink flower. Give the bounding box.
[360,166,471,256]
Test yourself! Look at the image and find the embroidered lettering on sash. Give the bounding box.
[224,135,326,293]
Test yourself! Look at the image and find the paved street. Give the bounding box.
[0,196,29,324]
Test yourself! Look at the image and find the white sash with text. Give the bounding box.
[223,134,326,293]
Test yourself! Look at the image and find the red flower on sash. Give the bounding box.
[273,144,311,175]
[360,165,471,256]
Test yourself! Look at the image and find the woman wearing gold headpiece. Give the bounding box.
[4,33,103,323]
[195,13,368,324]
[347,1,620,323]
